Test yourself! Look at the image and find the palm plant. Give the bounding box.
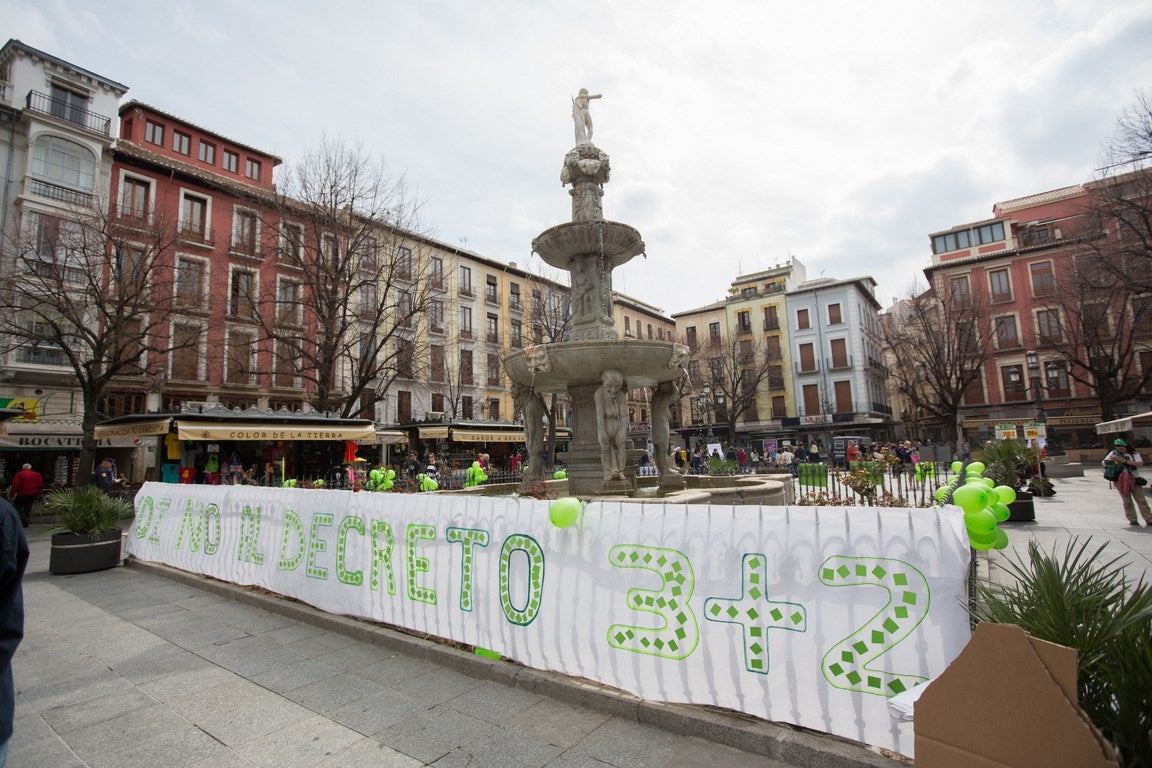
[970,538,1152,766]
[972,439,1039,490]
[42,485,134,537]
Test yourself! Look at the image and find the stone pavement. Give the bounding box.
[9,472,1145,768]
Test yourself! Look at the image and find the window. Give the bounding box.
[988,268,1012,303]
[948,275,971,304]
[685,326,697,349]
[487,352,501,385]
[511,319,523,348]
[510,283,521,310]
[170,322,203,380]
[1001,365,1026,401]
[1132,296,1152,338]
[277,279,301,325]
[396,340,413,379]
[765,335,781,360]
[763,306,779,331]
[274,338,301,388]
[180,192,210,240]
[771,396,786,419]
[229,270,256,318]
[1029,261,1055,297]
[430,345,445,382]
[358,237,380,272]
[933,222,1004,254]
[223,150,239,173]
[962,375,985,405]
[737,311,751,333]
[198,140,216,164]
[172,131,191,155]
[48,84,89,126]
[430,257,444,289]
[396,391,412,423]
[487,398,501,420]
[280,224,303,266]
[647,323,653,340]
[830,338,849,368]
[145,120,164,145]
[359,281,378,314]
[461,396,474,420]
[429,299,445,332]
[834,381,853,414]
[395,246,412,279]
[1036,309,1061,343]
[485,274,499,304]
[624,316,631,336]
[486,313,499,344]
[460,350,474,385]
[321,233,339,263]
[397,289,413,326]
[232,208,258,255]
[798,342,816,372]
[742,287,757,298]
[31,136,95,192]
[431,393,445,413]
[26,212,79,281]
[460,306,473,338]
[708,322,721,344]
[828,303,842,324]
[226,329,257,385]
[802,384,820,416]
[1045,361,1070,396]
[995,316,1020,348]
[459,266,473,296]
[767,365,785,389]
[687,360,700,382]
[16,318,68,366]
[174,257,206,304]
[120,176,151,220]
[245,158,261,180]
[1084,303,1111,338]
[797,308,810,329]
[116,245,146,288]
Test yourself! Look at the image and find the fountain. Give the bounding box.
[504,89,689,496]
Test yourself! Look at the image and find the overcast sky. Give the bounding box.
[6,0,1150,313]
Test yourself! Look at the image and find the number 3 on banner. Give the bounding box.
[607,545,698,659]
[819,556,929,697]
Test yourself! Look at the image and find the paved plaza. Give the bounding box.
[8,473,1148,768]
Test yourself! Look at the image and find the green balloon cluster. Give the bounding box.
[366,468,396,491]
[948,462,1012,551]
[283,478,298,488]
[552,469,567,480]
[415,473,439,492]
[465,461,489,488]
[548,496,581,528]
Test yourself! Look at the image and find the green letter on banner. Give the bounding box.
[446,527,490,611]
[306,513,335,580]
[406,524,437,604]
[175,499,204,551]
[336,515,365,586]
[370,520,395,594]
[277,509,305,571]
[499,534,544,626]
[237,505,265,565]
[607,545,698,659]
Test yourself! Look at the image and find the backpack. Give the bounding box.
[1104,461,1124,482]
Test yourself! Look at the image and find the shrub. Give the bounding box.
[43,485,134,536]
[970,537,1152,766]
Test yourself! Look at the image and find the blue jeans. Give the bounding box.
[0,736,10,767]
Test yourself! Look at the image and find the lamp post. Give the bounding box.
[1025,350,1043,424]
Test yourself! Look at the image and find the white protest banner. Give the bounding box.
[126,483,971,757]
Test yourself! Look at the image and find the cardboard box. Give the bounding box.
[914,622,1117,767]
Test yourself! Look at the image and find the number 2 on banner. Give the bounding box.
[819,556,929,696]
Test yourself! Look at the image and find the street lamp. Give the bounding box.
[1025,350,1045,424]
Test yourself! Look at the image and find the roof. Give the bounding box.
[994,184,1084,214]
[120,100,281,164]
[0,39,129,93]
[787,276,881,309]
[671,298,729,319]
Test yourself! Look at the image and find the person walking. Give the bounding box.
[0,496,28,766]
[7,464,42,528]
[1103,438,1152,526]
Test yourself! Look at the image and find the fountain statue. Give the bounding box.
[504,89,688,496]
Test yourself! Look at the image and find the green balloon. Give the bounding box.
[992,529,1010,550]
[966,461,986,475]
[994,485,1016,505]
[990,502,1010,522]
[968,527,997,546]
[971,538,993,551]
[934,487,949,501]
[951,461,963,473]
[952,484,988,514]
[549,497,581,528]
[965,508,997,535]
[552,469,567,479]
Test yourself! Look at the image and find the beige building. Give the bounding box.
[612,292,677,448]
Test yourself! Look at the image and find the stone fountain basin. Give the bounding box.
[531,221,645,271]
[504,339,684,393]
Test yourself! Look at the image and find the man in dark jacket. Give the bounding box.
[0,497,28,766]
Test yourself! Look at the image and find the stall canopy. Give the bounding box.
[94,408,378,442]
[92,418,174,439]
[1095,411,1152,435]
[175,421,376,441]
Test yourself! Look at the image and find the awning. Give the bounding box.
[1095,412,1152,435]
[374,430,408,445]
[417,426,450,439]
[451,428,526,443]
[93,417,172,439]
[175,421,377,441]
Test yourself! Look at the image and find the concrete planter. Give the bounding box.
[49,530,124,575]
[1007,491,1036,522]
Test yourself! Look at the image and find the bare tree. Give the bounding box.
[258,137,429,418]
[0,196,187,478]
[690,332,775,446]
[526,272,571,465]
[1042,251,1152,422]
[881,284,994,443]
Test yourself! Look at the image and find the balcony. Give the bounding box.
[794,360,821,374]
[430,277,445,292]
[29,179,93,207]
[826,355,853,371]
[763,320,780,331]
[459,286,474,298]
[430,324,445,335]
[458,330,473,341]
[26,90,112,136]
[178,223,214,248]
[485,289,500,305]
[509,297,523,313]
[486,333,500,345]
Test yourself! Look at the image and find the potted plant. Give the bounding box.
[44,485,134,574]
[972,439,1040,522]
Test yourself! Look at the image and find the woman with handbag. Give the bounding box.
[1103,438,1152,527]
